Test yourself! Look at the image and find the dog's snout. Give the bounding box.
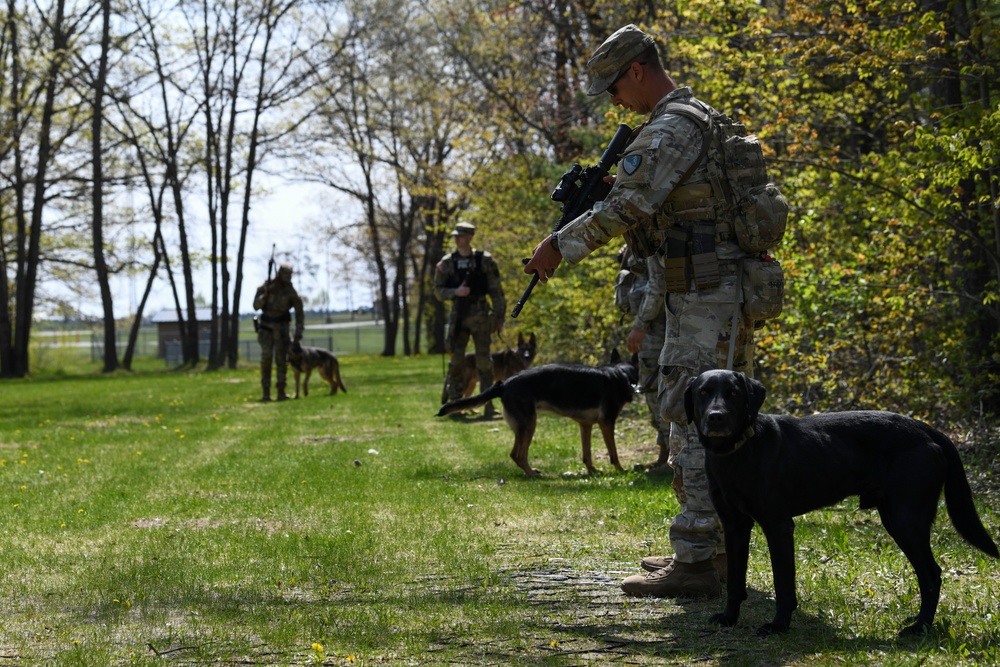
[705,409,727,427]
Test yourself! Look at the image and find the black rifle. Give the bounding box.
[511,123,632,318]
[253,244,277,334]
[267,243,276,285]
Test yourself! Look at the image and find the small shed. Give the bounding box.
[150,307,215,360]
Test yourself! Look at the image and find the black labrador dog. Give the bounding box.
[685,369,998,637]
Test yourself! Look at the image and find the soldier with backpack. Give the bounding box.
[435,222,507,412]
[524,24,786,597]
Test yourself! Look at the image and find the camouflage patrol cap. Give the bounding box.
[278,262,293,275]
[585,24,657,96]
[451,222,476,237]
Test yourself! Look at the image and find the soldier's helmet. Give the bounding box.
[451,222,476,237]
[278,262,293,275]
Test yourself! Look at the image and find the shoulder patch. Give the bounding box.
[623,154,642,175]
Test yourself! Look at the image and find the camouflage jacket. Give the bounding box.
[555,87,747,265]
[434,249,507,319]
[254,279,304,338]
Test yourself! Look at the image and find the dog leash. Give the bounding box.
[725,259,744,372]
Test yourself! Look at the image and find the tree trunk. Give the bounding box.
[92,0,119,372]
[12,0,68,377]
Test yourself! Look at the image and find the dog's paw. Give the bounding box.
[898,620,932,637]
[709,612,738,627]
[755,622,789,637]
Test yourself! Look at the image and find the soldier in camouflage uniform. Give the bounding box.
[616,247,670,472]
[524,25,759,598]
[435,222,507,413]
[253,262,304,401]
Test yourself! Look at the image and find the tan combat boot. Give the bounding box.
[640,553,728,581]
[620,558,721,598]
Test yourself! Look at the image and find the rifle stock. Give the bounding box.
[511,123,632,318]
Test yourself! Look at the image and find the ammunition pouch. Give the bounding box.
[691,222,720,290]
[657,222,725,293]
[741,256,785,323]
[663,228,689,293]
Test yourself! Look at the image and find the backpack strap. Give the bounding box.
[662,102,712,184]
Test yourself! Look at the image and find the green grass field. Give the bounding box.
[0,356,998,665]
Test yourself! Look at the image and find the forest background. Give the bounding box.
[1,0,999,427]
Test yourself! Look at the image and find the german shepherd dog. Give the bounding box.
[438,351,637,477]
[460,332,537,397]
[288,341,347,398]
[685,369,999,636]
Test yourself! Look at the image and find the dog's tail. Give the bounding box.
[937,430,1000,558]
[437,381,505,416]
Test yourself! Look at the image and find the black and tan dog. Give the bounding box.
[460,332,537,398]
[288,341,347,398]
[438,352,637,477]
[685,369,999,637]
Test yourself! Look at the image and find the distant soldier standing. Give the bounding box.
[435,222,507,411]
[254,262,304,401]
[616,247,670,473]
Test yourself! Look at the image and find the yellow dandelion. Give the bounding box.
[312,643,323,652]
[78,509,85,514]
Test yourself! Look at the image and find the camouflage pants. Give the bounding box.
[657,275,755,563]
[638,318,669,464]
[443,309,494,401]
[258,323,291,390]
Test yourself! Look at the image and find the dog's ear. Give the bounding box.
[518,332,524,345]
[529,332,536,345]
[610,348,621,364]
[741,373,766,422]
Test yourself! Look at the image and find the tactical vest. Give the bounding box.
[445,250,489,297]
[625,97,787,321]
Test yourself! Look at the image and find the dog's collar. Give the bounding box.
[725,424,756,454]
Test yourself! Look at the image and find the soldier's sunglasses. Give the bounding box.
[608,62,646,98]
